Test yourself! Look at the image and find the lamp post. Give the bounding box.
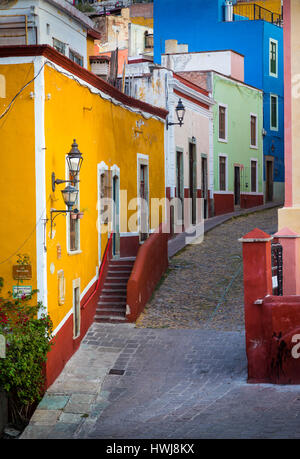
[50,139,83,237]
[166,98,186,130]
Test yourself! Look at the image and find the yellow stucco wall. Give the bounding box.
[130,17,153,28]
[0,63,37,298]
[44,64,165,330]
[86,36,95,71]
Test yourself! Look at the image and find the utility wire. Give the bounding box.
[0,198,50,266]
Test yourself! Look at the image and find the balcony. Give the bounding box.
[224,2,283,27]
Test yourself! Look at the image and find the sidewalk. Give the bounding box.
[168,201,282,258]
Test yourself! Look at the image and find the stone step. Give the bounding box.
[102,288,127,293]
[99,295,127,302]
[106,276,130,283]
[108,265,133,271]
[94,315,127,323]
[108,270,132,277]
[104,282,127,289]
[96,308,126,317]
[98,301,126,307]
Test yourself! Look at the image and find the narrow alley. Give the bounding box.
[21,208,300,440]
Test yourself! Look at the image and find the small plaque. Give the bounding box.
[57,244,62,260]
[272,276,278,289]
[12,286,32,299]
[13,265,32,280]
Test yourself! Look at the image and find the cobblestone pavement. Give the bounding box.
[22,208,300,440]
[136,208,278,331]
[22,324,300,439]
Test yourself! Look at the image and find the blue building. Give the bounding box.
[154,0,284,202]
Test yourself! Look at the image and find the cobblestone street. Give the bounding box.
[21,208,300,440]
[136,208,278,331]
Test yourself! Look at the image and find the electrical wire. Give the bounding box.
[0,197,50,266]
[0,60,47,121]
[0,59,165,124]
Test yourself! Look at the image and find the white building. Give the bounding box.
[123,58,215,228]
[0,0,100,68]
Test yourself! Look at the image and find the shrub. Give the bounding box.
[0,279,53,427]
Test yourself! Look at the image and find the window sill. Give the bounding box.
[68,250,82,256]
[218,138,228,143]
[250,145,258,150]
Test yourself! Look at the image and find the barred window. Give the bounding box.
[219,105,227,140]
[219,156,227,191]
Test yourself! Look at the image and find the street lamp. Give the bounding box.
[50,139,83,237]
[167,98,186,130]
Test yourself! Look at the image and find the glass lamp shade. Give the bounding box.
[61,185,78,211]
[176,98,186,125]
[66,139,83,178]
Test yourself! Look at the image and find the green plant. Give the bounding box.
[75,1,95,13]
[0,278,53,427]
[16,253,30,266]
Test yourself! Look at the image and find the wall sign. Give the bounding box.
[12,286,32,299]
[13,265,32,280]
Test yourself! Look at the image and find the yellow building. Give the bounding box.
[234,0,282,21]
[0,44,167,385]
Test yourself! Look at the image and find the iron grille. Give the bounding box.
[271,242,283,296]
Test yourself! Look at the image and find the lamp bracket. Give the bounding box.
[52,172,79,192]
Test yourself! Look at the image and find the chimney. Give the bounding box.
[165,39,178,54]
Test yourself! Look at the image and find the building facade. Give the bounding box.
[154,0,284,204]
[123,59,215,227]
[162,48,264,215]
[0,44,166,385]
[0,0,101,68]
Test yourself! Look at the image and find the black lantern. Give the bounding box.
[66,139,83,179]
[61,184,78,211]
[175,98,185,126]
[167,98,186,130]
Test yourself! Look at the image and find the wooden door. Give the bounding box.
[234,166,241,206]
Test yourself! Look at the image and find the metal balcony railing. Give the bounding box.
[231,3,283,26]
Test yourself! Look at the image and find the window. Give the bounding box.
[270,94,278,130]
[251,160,258,193]
[69,49,84,67]
[73,281,80,339]
[218,105,227,141]
[270,39,278,77]
[57,270,65,306]
[144,31,154,49]
[219,156,227,191]
[250,114,257,147]
[100,170,112,225]
[53,38,66,55]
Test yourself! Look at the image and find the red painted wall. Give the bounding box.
[45,236,113,388]
[126,226,168,322]
[214,193,234,216]
[240,194,264,209]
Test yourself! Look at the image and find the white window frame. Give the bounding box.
[97,161,109,265]
[250,158,258,193]
[269,38,278,78]
[270,94,279,131]
[137,153,150,242]
[218,153,228,192]
[250,113,258,149]
[218,103,228,143]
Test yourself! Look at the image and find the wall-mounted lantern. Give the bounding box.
[167,98,186,130]
[50,139,83,237]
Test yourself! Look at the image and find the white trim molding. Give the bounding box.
[34,56,47,318]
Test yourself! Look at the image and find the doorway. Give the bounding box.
[266,160,274,202]
[234,166,241,207]
[201,156,208,219]
[139,163,149,242]
[189,142,197,226]
[112,175,120,257]
[176,149,184,231]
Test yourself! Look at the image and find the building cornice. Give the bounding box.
[0,45,168,120]
[170,76,216,108]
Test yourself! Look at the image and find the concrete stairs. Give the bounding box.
[94,257,135,324]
